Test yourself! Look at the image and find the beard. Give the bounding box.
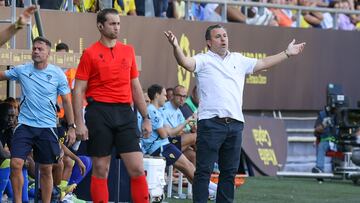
[103,32,118,40]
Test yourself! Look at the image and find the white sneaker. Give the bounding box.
[62,193,86,203]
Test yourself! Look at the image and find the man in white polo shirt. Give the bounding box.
[164,24,305,203]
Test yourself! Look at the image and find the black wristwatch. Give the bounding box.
[68,123,77,129]
[142,114,150,120]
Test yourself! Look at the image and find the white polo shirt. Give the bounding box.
[194,50,257,122]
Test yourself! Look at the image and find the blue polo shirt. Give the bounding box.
[5,63,70,128]
[161,101,190,132]
[140,104,169,154]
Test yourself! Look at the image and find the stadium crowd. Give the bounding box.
[1,0,359,30]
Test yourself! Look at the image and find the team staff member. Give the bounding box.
[73,8,151,203]
[165,24,305,202]
[0,36,76,203]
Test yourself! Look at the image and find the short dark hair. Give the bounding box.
[97,8,119,24]
[33,36,51,48]
[55,42,69,52]
[148,84,164,100]
[205,24,225,40]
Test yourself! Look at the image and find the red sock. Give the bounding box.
[131,175,149,203]
[90,176,109,203]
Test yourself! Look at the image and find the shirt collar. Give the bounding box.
[207,49,231,59]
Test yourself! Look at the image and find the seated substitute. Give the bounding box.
[141,84,217,197]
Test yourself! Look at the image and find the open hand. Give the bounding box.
[18,5,37,26]
[286,39,306,56]
[164,31,179,47]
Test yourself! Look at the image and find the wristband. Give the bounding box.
[284,50,290,58]
[14,18,24,30]
[68,123,77,129]
[142,114,150,120]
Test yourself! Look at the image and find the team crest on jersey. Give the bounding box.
[46,74,52,81]
[169,153,175,159]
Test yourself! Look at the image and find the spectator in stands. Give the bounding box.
[161,85,197,164]
[38,0,63,10]
[135,0,145,15]
[165,24,305,202]
[7,0,23,7]
[312,107,338,173]
[168,1,206,20]
[204,3,247,23]
[270,0,294,27]
[166,87,174,101]
[0,36,76,203]
[191,3,205,21]
[245,0,278,26]
[141,84,217,198]
[114,0,137,16]
[336,0,356,30]
[320,4,334,29]
[350,1,360,29]
[299,0,324,28]
[167,0,186,19]
[59,0,100,12]
[0,5,36,47]
[153,0,168,17]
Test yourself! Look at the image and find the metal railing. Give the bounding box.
[185,0,360,29]
[0,0,33,97]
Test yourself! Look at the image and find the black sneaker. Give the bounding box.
[312,166,323,173]
[312,167,324,182]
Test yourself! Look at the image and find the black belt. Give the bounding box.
[86,97,130,107]
[212,116,237,124]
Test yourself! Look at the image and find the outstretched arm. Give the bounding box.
[254,39,306,73]
[164,31,196,72]
[0,5,36,46]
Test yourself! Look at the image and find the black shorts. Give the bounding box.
[85,101,141,157]
[169,136,182,150]
[151,144,182,166]
[11,124,60,164]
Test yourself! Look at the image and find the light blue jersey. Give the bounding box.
[5,63,70,128]
[161,101,190,132]
[140,104,169,155]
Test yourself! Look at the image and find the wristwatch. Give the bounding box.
[14,18,24,30]
[68,123,77,129]
[142,114,150,120]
